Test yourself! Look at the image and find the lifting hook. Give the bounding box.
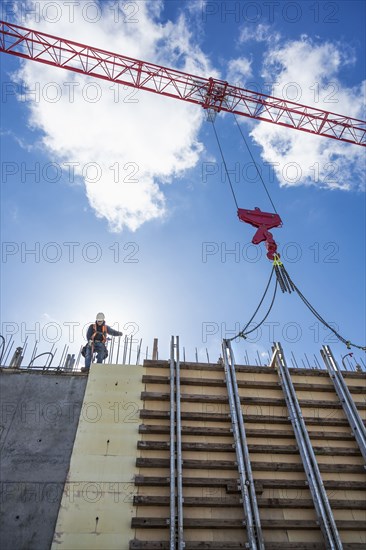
[237,207,282,260]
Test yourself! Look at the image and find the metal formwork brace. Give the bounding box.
[321,345,366,463]
[222,340,265,550]
[175,336,184,550]
[169,336,176,550]
[271,342,343,550]
[170,336,185,550]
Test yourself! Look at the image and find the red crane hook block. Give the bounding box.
[237,207,283,260]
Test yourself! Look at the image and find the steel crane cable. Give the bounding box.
[239,267,275,336]
[227,259,365,350]
[211,116,279,216]
[211,116,364,350]
[233,114,279,215]
[211,120,280,342]
[241,279,278,338]
[211,120,239,209]
[227,267,278,342]
[277,261,366,351]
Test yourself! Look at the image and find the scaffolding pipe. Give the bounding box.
[223,340,264,550]
[169,336,176,550]
[272,342,343,550]
[321,345,366,462]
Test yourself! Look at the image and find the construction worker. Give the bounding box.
[81,313,123,372]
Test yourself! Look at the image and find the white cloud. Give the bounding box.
[1,129,36,153]
[13,0,215,231]
[239,23,280,45]
[186,0,207,15]
[249,36,365,191]
[226,57,252,87]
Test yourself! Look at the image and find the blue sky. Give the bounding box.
[1,0,365,369]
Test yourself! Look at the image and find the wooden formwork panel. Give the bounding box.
[132,360,366,549]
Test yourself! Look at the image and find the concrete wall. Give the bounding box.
[0,370,87,550]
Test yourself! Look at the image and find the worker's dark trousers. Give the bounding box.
[84,342,107,370]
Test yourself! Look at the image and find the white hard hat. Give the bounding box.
[96,312,105,321]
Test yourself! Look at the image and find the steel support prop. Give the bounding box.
[321,345,366,462]
[272,342,343,550]
[170,336,185,549]
[175,336,184,550]
[222,340,265,550]
[169,336,176,550]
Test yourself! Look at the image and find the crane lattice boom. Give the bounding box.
[0,20,365,146]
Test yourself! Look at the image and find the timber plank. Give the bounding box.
[134,475,366,491]
[134,475,235,488]
[142,374,365,393]
[138,424,355,441]
[136,457,364,473]
[132,517,364,530]
[140,391,366,409]
[130,542,365,550]
[226,479,365,492]
[133,495,366,509]
[137,440,361,456]
[142,359,366,378]
[139,409,364,427]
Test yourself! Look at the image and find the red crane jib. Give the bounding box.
[0,21,365,146]
[237,207,282,261]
